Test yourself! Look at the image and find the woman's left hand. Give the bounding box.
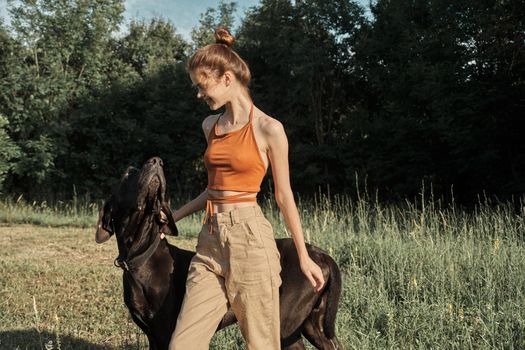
[300,256,325,292]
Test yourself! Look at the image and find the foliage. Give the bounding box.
[117,18,189,76]
[348,0,525,200]
[1,0,126,196]
[65,61,208,199]
[0,115,21,192]
[0,0,523,202]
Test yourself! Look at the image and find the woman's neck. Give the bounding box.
[222,92,253,125]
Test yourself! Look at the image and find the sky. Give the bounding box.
[0,0,369,40]
[0,0,268,40]
[121,0,261,39]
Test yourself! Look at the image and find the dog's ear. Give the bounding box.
[95,198,113,243]
[159,203,178,236]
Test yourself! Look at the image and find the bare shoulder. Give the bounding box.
[202,113,221,140]
[202,113,221,130]
[255,112,286,139]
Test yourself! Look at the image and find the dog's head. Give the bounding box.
[95,157,177,244]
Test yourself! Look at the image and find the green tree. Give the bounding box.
[0,0,125,196]
[350,0,525,200]
[0,23,13,78]
[118,18,189,76]
[65,17,206,199]
[190,1,238,49]
[0,114,21,192]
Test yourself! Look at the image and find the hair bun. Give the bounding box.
[214,27,235,48]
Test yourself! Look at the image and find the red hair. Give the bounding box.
[187,28,251,87]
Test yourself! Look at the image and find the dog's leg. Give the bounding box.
[302,295,343,350]
[283,337,307,350]
[302,297,328,349]
[301,255,343,350]
[303,319,342,349]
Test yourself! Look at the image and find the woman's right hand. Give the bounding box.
[159,210,169,239]
[158,189,208,239]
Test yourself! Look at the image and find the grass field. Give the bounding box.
[1,195,525,349]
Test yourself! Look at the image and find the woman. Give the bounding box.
[168,28,325,350]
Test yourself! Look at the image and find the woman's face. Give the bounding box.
[190,70,229,111]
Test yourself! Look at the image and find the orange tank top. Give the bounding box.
[204,104,266,192]
[202,104,266,226]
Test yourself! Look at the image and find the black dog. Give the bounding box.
[96,157,342,349]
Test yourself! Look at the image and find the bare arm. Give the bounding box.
[161,190,207,238]
[265,120,325,292]
[171,189,208,222]
[164,115,218,225]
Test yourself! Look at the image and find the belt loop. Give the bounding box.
[204,199,215,234]
[230,210,237,225]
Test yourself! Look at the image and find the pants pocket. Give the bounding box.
[243,219,265,248]
[195,223,210,252]
[251,217,282,286]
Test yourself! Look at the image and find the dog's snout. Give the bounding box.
[148,157,164,167]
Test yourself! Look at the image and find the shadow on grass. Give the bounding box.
[0,329,141,349]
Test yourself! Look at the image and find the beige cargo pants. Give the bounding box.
[169,205,282,350]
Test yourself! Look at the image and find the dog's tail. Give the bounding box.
[323,255,342,339]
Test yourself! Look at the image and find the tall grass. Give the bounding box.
[1,193,524,349]
[0,194,98,227]
[293,192,525,349]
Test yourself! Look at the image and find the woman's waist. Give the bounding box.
[211,199,257,209]
[209,203,264,225]
[207,189,257,202]
[205,189,259,219]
